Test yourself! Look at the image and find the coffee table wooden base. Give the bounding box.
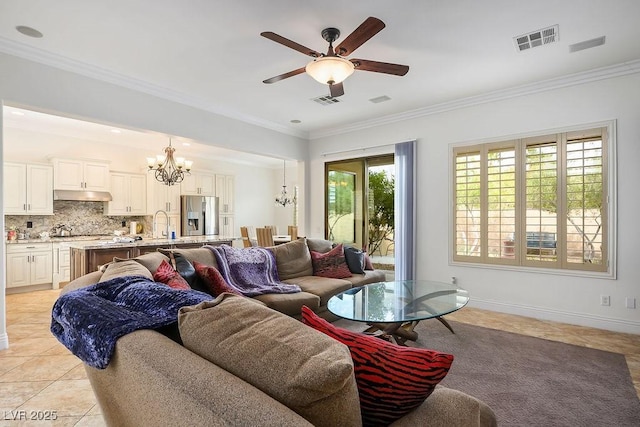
[364,316,456,346]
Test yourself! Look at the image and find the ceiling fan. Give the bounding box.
[261,17,409,98]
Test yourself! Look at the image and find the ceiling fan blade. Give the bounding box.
[329,82,345,98]
[335,17,385,57]
[351,59,409,76]
[260,31,322,58]
[263,67,307,84]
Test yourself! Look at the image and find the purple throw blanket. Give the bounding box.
[207,244,300,296]
[51,275,212,369]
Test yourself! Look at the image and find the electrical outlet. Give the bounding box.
[121,221,126,227]
[626,298,636,309]
[451,276,457,285]
[600,295,610,306]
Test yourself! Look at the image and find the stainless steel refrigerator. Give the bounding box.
[180,196,219,236]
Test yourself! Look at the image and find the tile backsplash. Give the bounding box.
[5,201,152,238]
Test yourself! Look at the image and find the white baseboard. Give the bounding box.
[0,332,8,351]
[469,299,640,335]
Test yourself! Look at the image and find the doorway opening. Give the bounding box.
[325,154,395,271]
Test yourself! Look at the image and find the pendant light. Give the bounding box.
[275,160,294,207]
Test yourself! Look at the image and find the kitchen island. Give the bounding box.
[69,235,235,280]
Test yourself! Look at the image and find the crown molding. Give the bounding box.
[308,59,640,140]
[0,37,309,140]
[3,36,638,143]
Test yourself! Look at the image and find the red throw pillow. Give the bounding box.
[193,261,241,297]
[153,259,191,290]
[310,244,352,279]
[363,252,374,270]
[301,306,453,426]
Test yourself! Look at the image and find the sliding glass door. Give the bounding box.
[325,155,395,267]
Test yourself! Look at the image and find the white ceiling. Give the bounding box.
[1,0,640,145]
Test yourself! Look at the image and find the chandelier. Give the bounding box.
[275,160,294,207]
[146,139,192,186]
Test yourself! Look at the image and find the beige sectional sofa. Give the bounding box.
[59,239,497,426]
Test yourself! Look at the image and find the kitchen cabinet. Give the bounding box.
[219,215,234,237]
[105,172,146,215]
[4,162,54,215]
[52,158,110,191]
[181,171,215,196]
[5,243,53,288]
[52,242,71,289]
[215,174,234,214]
[147,177,181,215]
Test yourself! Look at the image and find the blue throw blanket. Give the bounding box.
[50,275,212,369]
[207,244,301,296]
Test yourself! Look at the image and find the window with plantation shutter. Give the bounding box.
[455,150,481,258]
[452,124,612,275]
[487,146,516,261]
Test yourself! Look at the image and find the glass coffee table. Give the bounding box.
[327,280,469,345]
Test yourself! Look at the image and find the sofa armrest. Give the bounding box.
[389,386,497,427]
[85,329,312,427]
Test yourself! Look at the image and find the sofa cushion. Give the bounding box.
[344,246,366,274]
[162,247,219,268]
[283,276,352,306]
[306,238,333,253]
[310,244,352,279]
[253,291,321,316]
[99,259,153,283]
[153,260,191,290]
[108,251,169,274]
[178,294,362,427]
[343,270,387,287]
[301,306,454,427]
[192,261,240,297]
[269,238,313,280]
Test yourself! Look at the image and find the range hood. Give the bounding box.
[53,190,113,202]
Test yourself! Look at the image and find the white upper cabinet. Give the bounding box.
[52,158,110,191]
[147,176,181,215]
[4,162,54,215]
[104,172,147,215]
[181,172,215,196]
[215,174,234,214]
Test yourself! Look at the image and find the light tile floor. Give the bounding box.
[1,290,105,426]
[1,289,638,426]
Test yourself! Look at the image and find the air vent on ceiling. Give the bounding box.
[311,95,341,106]
[369,95,391,104]
[569,36,606,53]
[514,25,559,52]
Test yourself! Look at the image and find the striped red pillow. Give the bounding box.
[301,306,453,426]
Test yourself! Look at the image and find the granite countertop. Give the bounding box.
[66,235,238,250]
[6,235,115,245]
[5,235,238,248]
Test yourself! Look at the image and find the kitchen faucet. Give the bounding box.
[153,210,170,239]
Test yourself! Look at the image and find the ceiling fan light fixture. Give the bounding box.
[305,56,355,85]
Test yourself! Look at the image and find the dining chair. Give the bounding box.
[240,226,253,248]
[287,225,298,241]
[264,225,278,236]
[256,227,275,247]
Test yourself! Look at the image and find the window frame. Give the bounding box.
[450,121,616,279]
